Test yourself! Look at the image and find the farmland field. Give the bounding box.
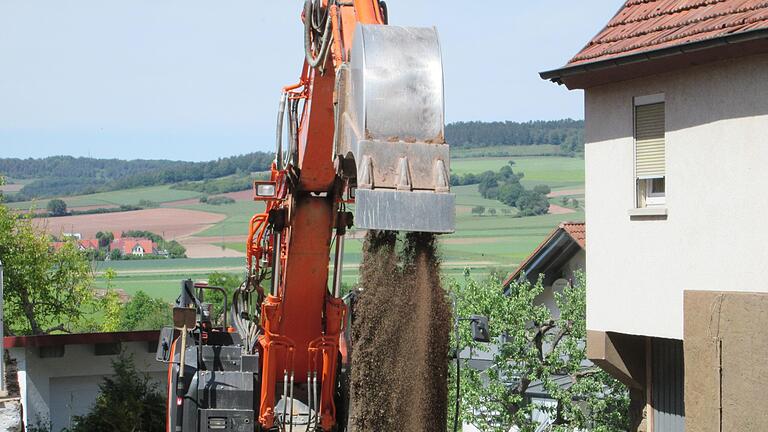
[452,144,562,158]
[23,154,586,298]
[179,200,266,237]
[451,156,584,190]
[38,208,225,239]
[9,185,202,210]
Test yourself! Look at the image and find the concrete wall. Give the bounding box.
[584,53,768,339]
[9,342,167,432]
[684,290,768,432]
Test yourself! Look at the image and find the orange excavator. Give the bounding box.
[155,1,453,430]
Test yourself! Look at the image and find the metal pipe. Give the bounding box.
[306,371,313,432]
[451,293,460,432]
[289,371,295,432]
[271,232,282,297]
[332,234,345,297]
[179,326,187,379]
[313,372,319,429]
[275,92,287,170]
[282,369,289,430]
[0,259,5,396]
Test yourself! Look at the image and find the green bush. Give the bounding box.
[67,352,165,432]
[46,198,67,216]
[206,196,236,205]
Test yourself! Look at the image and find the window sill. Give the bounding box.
[628,207,668,218]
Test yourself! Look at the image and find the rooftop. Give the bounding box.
[503,222,586,288]
[542,0,768,88]
[570,0,768,66]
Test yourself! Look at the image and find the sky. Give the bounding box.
[0,1,622,161]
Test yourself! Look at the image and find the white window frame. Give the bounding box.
[643,176,665,207]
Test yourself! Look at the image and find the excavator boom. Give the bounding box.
[159,1,453,430]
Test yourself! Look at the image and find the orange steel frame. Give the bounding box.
[248,1,385,430]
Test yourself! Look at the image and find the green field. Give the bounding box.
[9,185,202,209]
[93,257,247,302]
[181,200,267,237]
[451,156,584,190]
[452,144,562,158]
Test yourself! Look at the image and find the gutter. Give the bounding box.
[540,27,768,86]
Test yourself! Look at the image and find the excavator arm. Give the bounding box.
[161,1,453,430]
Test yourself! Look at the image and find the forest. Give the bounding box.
[445,119,583,154]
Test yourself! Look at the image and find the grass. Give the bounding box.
[180,200,266,237]
[93,258,248,302]
[452,144,563,158]
[93,257,245,273]
[9,185,203,209]
[451,156,585,190]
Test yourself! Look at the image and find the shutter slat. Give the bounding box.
[635,102,665,178]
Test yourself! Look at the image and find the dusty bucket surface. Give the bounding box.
[335,25,455,234]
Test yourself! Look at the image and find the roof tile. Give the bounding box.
[568,0,768,65]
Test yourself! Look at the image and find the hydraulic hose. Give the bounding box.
[275,92,287,170]
[304,0,334,69]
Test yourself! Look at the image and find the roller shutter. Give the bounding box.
[635,102,665,178]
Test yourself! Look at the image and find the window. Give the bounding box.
[634,95,665,208]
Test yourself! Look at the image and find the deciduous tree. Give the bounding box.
[46,198,67,216]
[0,204,93,334]
[450,271,629,431]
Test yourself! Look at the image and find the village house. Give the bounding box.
[110,237,157,257]
[50,239,99,253]
[542,1,768,431]
[462,222,587,431]
[503,221,585,318]
[4,331,166,432]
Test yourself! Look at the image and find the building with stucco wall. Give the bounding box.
[542,1,768,431]
[4,331,165,432]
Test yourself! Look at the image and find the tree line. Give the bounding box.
[446,119,583,154]
[1,152,273,201]
[453,161,551,216]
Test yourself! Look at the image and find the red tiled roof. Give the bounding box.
[569,0,768,66]
[111,238,157,254]
[560,222,586,248]
[4,330,160,349]
[502,222,586,288]
[50,239,100,251]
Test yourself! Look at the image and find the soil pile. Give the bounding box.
[349,231,451,432]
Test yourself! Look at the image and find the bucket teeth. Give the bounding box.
[396,157,412,191]
[359,155,374,189]
[434,159,449,193]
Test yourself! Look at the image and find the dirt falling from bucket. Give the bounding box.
[349,231,451,432]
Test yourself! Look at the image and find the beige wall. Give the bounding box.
[10,342,166,432]
[684,290,768,431]
[535,249,586,320]
[585,54,768,339]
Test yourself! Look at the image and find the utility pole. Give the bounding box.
[0,259,6,396]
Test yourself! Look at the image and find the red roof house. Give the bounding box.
[542,0,768,88]
[503,221,586,288]
[50,239,100,252]
[110,238,157,256]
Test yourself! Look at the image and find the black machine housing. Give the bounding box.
[157,280,261,432]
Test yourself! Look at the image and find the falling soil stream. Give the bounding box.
[349,231,451,431]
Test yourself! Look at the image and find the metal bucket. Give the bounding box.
[336,24,455,233]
